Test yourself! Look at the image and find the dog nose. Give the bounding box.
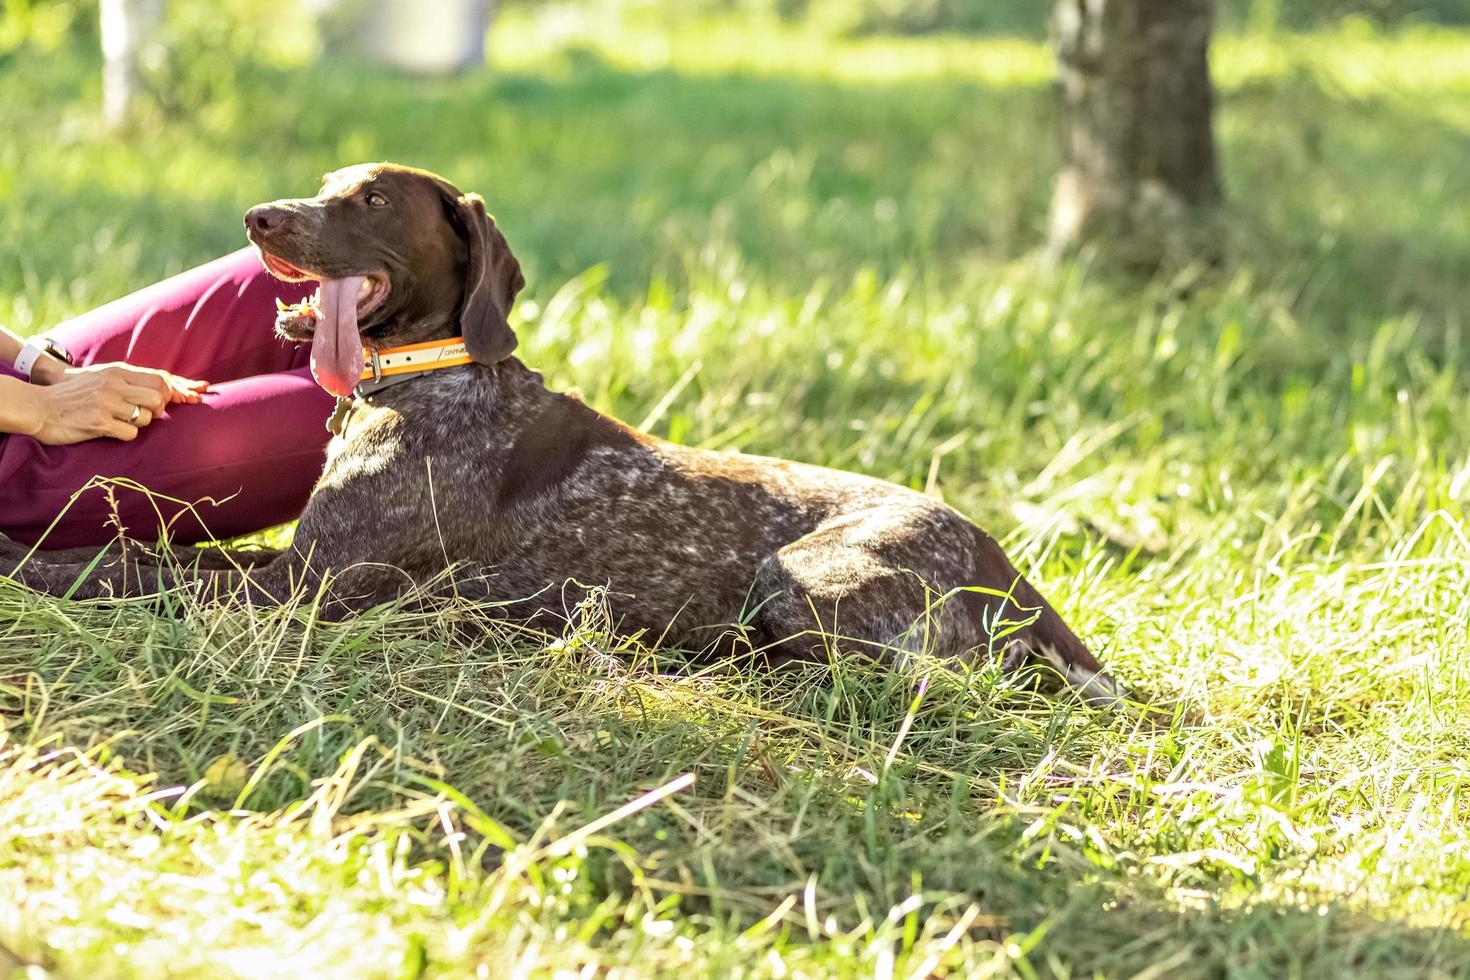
[245,205,292,235]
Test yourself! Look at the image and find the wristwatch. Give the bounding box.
[13,336,74,379]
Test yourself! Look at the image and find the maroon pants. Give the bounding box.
[0,249,333,548]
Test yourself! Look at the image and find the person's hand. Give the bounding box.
[31,357,210,403]
[21,363,210,446]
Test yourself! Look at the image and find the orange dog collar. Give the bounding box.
[360,337,474,383]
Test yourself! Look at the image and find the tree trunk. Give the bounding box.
[1047,0,1222,268]
[358,0,494,74]
[100,0,162,129]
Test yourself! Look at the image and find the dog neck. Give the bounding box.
[333,356,548,427]
[354,336,474,400]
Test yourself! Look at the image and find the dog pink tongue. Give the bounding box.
[310,276,366,397]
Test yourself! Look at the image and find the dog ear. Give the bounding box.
[444,191,524,364]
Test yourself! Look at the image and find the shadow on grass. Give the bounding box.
[0,43,1054,305]
[3,37,1469,970]
[6,41,1464,358]
[2,591,1468,973]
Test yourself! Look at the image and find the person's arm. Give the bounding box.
[0,324,26,369]
[0,326,50,435]
[0,362,166,443]
[2,323,72,385]
[0,322,209,444]
[0,374,45,437]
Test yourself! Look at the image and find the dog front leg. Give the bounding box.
[3,550,222,600]
[3,524,413,619]
[0,534,280,572]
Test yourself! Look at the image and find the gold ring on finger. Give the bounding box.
[129,405,141,425]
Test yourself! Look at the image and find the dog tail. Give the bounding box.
[968,527,1122,706]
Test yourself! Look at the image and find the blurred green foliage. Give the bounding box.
[1224,0,1470,29]
[525,0,1470,33]
[5,0,1470,67]
[144,0,321,118]
[0,0,94,57]
[0,0,318,116]
[2,6,1469,977]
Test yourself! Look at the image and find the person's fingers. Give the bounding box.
[103,366,141,384]
[92,365,207,403]
[113,368,172,400]
[100,418,139,441]
[122,382,168,414]
[110,396,153,427]
[164,374,209,403]
[143,372,172,399]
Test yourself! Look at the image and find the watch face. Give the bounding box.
[43,339,73,365]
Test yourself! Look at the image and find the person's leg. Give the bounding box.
[0,366,332,548]
[0,248,333,548]
[48,248,314,383]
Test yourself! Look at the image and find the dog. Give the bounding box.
[1,164,1119,703]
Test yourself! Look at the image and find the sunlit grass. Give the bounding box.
[492,10,1055,87]
[493,6,1470,105]
[2,8,1469,978]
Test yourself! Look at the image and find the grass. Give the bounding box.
[3,7,1470,977]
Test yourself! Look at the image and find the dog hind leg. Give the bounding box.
[745,504,1122,704]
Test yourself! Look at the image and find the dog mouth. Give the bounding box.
[273,277,391,333]
[255,247,391,398]
[259,250,391,323]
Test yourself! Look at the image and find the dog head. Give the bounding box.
[245,162,524,395]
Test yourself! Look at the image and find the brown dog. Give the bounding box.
[2,164,1119,702]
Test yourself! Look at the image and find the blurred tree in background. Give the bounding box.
[0,0,1462,267]
[570,0,1468,32]
[8,0,1468,63]
[99,0,157,127]
[2,0,324,128]
[4,0,1469,89]
[1047,0,1222,268]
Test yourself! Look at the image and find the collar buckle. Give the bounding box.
[368,349,383,383]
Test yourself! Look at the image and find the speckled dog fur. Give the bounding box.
[1,164,1119,702]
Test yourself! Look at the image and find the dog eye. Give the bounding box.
[365,191,389,207]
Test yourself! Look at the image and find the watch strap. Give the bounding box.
[13,336,72,379]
